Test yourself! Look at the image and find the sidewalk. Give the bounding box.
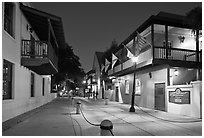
[2,97,202,136]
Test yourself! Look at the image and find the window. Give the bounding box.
[135,79,141,96]
[3,60,13,100]
[4,2,14,37]
[125,80,129,94]
[31,73,35,97]
[42,78,45,96]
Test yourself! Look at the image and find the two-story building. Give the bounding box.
[2,2,65,122]
[106,12,202,118]
[86,51,114,99]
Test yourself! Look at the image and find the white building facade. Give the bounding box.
[2,2,65,122]
[106,12,202,118]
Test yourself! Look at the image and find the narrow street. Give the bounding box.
[3,97,202,136]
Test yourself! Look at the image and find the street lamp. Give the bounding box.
[129,56,138,112]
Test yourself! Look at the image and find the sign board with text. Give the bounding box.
[169,88,190,104]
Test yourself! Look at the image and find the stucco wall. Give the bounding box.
[167,81,202,118]
[2,64,56,122]
[134,68,167,109]
[2,2,56,122]
[113,66,168,110]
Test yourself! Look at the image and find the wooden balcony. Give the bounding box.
[154,46,201,68]
[108,47,201,77]
[21,39,58,75]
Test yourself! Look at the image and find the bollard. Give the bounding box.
[105,98,109,105]
[100,119,113,136]
[76,101,81,114]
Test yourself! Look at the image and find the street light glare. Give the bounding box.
[132,56,138,63]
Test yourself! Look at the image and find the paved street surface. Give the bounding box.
[2,97,202,136]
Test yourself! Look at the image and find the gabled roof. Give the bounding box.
[20,3,65,49]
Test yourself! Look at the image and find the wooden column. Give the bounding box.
[167,67,170,86]
[151,24,154,63]
[48,18,50,43]
[165,25,168,59]
[196,30,200,80]
[196,30,199,63]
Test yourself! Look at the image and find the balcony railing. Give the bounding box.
[21,39,58,69]
[154,46,197,62]
[22,40,48,58]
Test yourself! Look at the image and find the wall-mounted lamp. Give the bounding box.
[149,72,152,78]
[27,24,33,33]
[112,78,116,82]
[109,76,116,80]
[178,35,185,43]
[118,78,122,83]
[174,69,179,76]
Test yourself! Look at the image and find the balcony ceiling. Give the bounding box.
[25,63,58,75]
[20,3,65,49]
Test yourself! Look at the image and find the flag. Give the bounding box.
[136,31,147,53]
[123,44,135,59]
[105,58,110,72]
[101,63,105,73]
[112,53,118,69]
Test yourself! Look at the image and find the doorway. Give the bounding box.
[154,83,165,111]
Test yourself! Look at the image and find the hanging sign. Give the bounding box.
[169,88,190,104]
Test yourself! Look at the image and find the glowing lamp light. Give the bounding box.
[112,78,116,82]
[132,56,138,63]
[82,80,86,84]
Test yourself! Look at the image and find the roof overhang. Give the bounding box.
[20,3,65,49]
[116,12,192,52]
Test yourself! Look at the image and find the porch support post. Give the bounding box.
[151,24,154,63]
[165,25,168,59]
[196,30,199,63]
[48,19,59,48]
[196,30,201,80]
[48,19,50,43]
[167,67,170,86]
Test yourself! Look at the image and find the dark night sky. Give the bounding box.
[32,2,201,72]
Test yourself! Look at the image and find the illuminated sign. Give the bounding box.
[169,88,190,104]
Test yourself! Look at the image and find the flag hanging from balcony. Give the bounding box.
[136,31,147,53]
[101,63,105,73]
[112,53,118,69]
[123,44,135,59]
[135,31,152,55]
[105,58,111,72]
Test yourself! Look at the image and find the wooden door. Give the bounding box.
[155,83,165,111]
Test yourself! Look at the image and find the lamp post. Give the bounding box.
[129,56,138,112]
